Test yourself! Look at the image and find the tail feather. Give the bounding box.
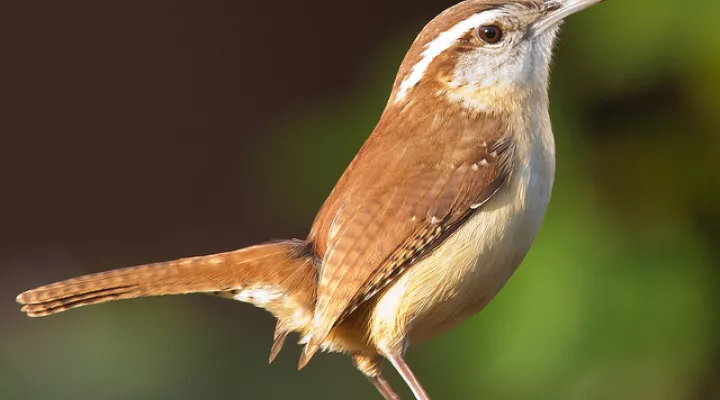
[20,286,134,317]
[16,240,318,329]
[269,321,289,364]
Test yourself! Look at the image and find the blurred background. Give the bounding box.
[1,0,718,399]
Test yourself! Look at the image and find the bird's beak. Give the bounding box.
[532,0,605,38]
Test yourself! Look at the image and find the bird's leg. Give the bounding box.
[369,375,401,400]
[353,354,401,400]
[383,352,430,400]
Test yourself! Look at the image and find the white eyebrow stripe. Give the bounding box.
[394,10,503,103]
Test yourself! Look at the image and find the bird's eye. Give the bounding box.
[478,25,503,44]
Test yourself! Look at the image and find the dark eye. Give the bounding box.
[478,25,503,44]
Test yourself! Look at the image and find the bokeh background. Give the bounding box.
[1,0,719,399]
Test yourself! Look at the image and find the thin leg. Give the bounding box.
[385,353,431,400]
[369,375,401,400]
[353,354,401,400]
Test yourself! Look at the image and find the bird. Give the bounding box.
[16,0,605,399]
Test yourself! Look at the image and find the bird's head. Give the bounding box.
[391,0,603,114]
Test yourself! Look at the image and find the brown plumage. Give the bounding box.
[304,102,514,364]
[17,241,317,327]
[16,0,605,398]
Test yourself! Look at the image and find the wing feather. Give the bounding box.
[304,108,513,356]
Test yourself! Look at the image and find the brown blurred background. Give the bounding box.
[1,1,719,399]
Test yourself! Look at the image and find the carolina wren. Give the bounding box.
[16,0,604,399]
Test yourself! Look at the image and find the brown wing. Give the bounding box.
[303,106,514,359]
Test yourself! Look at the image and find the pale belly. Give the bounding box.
[367,156,554,350]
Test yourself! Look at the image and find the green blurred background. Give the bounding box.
[1,1,718,399]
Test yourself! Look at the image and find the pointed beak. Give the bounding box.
[532,0,605,38]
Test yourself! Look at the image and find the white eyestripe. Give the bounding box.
[394,10,504,103]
